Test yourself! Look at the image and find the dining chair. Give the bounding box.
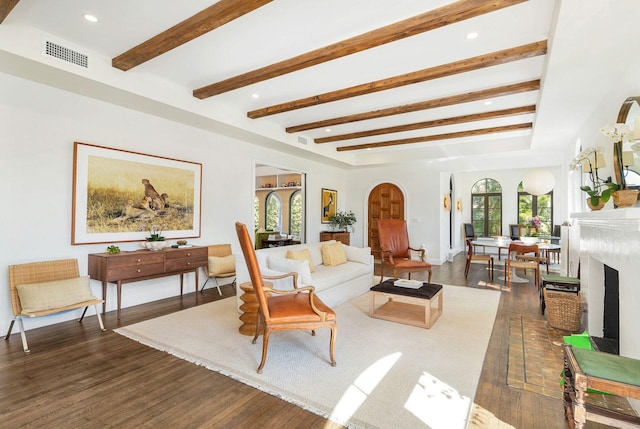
[378,219,432,284]
[464,238,494,281]
[505,242,541,289]
[463,223,476,253]
[235,221,337,374]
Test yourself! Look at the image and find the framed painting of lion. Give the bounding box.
[72,142,202,245]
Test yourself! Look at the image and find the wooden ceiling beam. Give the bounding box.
[112,0,272,71]
[286,79,540,133]
[250,41,546,119]
[0,0,20,24]
[193,0,527,99]
[336,123,533,151]
[315,105,536,143]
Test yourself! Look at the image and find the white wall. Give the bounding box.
[0,72,346,334]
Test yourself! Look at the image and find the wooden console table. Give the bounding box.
[320,231,350,245]
[563,344,640,428]
[88,246,208,318]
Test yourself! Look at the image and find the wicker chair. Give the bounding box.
[544,289,583,332]
[5,259,105,353]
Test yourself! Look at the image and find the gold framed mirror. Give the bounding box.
[614,96,640,188]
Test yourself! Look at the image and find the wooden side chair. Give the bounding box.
[505,242,541,290]
[465,238,494,281]
[235,222,337,374]
[5,259,105,353]
[378,219,432,284]
[201,244,236,295]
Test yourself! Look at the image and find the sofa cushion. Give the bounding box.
[208,255,235,275]
[268,256,311,285]
[286,248,315,272]
[343,244,372,265]
[321,241,347,266]
[17,276,96,313]
[310,262,373,292]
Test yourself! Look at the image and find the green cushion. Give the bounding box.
[541,273,580,284]
[573,347,640,387]
[16,276,97,313]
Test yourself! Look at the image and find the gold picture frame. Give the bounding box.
[321,188,337,224]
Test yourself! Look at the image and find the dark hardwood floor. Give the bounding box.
[1,254,606,428]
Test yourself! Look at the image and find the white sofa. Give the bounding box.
[235,240,374,308]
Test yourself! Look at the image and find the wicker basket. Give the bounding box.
[544,289,583,332]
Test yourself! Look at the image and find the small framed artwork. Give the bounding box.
[72,142,202,244]
[321,188,337,224]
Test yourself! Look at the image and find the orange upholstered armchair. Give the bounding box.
[377,219,432,284]
[235,222,337,374]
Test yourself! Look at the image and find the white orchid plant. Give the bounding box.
[600,123,630,144]
[570,146,619,206]
[601,123,631,190]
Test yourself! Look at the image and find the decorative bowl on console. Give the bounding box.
[143,241,168,251]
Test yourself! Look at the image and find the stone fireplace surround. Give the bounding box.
[572,208,640,361]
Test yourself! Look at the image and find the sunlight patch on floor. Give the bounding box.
[467,403,516,429]
[405,372,471,429]
[327,352,401,426]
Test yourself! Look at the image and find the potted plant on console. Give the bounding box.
[570,146,619,210]
[329,210,357,232]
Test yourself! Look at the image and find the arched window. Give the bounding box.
[471,178,502,237]
[517,182,553,235]
[265,192,282,231]
[289,190,302,236]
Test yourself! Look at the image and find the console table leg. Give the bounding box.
[194,269,199,304]
[180,273,184,296]
[117,281,122,320]
[101,281,107,314]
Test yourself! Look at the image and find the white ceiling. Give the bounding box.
[2,0,639,169]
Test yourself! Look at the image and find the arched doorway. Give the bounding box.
[367,183,405,259]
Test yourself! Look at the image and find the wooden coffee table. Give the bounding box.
[369,279,443,329]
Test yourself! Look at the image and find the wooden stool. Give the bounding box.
[238,281,271,336]
[563,345,640,428]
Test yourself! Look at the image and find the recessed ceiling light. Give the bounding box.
[484,100,492,105]
[83,14,98,23]
[251,93,259,99]
[325,128,331,133]
[466,32,478,40]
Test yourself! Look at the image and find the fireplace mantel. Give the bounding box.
[571,208,640,361]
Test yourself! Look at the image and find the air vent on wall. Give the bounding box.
[43,39,88,68]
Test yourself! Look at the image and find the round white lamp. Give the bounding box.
[523,169,555,195]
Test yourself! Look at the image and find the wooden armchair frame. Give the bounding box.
[235,222,337,374]
[378,219,432,284]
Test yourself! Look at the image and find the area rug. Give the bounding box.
[115,285,500,429]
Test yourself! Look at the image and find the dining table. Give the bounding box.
[470,237,561,283]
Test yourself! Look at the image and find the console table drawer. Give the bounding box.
[165,247,207,261]
[107,252,164,268]
[114,262,166,279]
[166,257,206,272]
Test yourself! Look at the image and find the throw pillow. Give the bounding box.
[208,255,235,275]
[16,276,96,313]
[321,241,348,267]
[286,248,315,272]
[267,256,311,286]
[343,244,372,265]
